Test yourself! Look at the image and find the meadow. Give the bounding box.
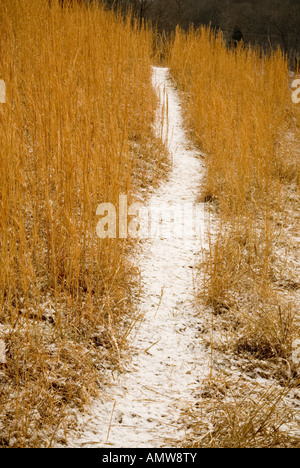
[0,0,300,449]
[169,25,300,447]
[0,0,166,447]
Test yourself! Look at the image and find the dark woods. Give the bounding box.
[231,26,244,48]
[48,0,300,67]
[102,0,300,67]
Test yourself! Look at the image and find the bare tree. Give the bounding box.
[100,0,300,59]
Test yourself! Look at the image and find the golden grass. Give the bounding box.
[179,377,300,448]
[170,27,299,211]
[0,0,166,447]
[169,26,300,447]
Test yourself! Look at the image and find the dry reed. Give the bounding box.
[0,0,165,447]
[169,26,300,447]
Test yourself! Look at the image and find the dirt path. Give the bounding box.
[66,67,211,448]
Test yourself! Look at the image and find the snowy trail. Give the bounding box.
[66,67,211,448]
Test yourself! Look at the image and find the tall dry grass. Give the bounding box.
[169,26,300,447]
[0,0,163,447]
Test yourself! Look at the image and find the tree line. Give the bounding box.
[53,0,300,65]
[102,0,300,65]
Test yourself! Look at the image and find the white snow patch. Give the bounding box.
[64,67,212,448]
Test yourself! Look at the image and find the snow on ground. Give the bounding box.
[64,67,212,448]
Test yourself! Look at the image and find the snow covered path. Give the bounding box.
[66,67,211,448]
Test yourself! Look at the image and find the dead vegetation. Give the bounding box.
[179,376,300,448]
[0,0,168,447]
[169,26,300,447]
